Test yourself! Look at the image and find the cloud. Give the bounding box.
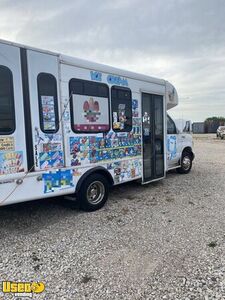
[0,0,225,121]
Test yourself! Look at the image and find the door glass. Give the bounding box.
[154,96,164,177]
[142,93,164,182]
[142,93,152,180]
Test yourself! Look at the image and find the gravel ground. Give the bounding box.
[0,134,225,300]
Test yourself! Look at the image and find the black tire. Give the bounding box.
[177,152,193,174]
[77,173,109,212]
[221,135,224,140]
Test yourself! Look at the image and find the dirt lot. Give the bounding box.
[0,134,225,300]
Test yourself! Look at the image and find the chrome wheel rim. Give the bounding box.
[86,181,105,205]
[183,156,191,170]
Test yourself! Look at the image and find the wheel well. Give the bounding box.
[182,147,194,160]
[75,167,114,193]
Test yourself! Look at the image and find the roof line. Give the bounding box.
[0,38,166,86]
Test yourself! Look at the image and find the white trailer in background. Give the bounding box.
[0,40,194,211]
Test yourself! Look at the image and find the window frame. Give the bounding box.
[167,114,177,134]
[37,72,59,134]
[0,65,16,135]
[111,85,132,133]
[69,78,110,134]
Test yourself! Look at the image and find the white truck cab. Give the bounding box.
[167,115,194,173]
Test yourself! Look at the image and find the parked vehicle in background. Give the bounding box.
[216,126,225,139]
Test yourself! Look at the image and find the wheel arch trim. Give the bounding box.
[179,146,195,164]
[75,166,114,193]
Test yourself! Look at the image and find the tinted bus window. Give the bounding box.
[37,73,59,133]
[111,86,132,132]
[0,66,15,134]
[167,114,177,134]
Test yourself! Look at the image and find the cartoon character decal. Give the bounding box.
[167,135,177,160]
[83,97,101,123]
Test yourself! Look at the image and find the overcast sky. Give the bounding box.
[0,0,224,121]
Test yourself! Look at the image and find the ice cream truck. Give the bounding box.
[0,39,194,211]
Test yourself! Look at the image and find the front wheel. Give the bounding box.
[177,152,193,174]
[77,173,109,212]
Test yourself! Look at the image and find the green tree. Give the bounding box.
[205,116,225,122]
[204,117,225,133]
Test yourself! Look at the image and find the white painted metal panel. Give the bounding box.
[0,43,28,180]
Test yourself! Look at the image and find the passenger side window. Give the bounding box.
[69,79,110,133]
[111,86,132,132]
[183,121,191,133]
[37,73,59,133]
[0,66,15,134]
[167,115,177,134]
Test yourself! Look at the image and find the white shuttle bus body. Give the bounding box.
[0,40,194,211]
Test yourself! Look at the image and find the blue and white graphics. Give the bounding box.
[167,135,177,160]
[107,75,128,86]
[90,71,102,82]
[90,71,128,86]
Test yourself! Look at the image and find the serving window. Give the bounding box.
[69,79,110,133]
[111,86,132,132]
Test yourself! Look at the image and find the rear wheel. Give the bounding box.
[177,152,193,174]
[77,173,109,212]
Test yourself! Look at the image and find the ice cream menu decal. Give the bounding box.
[72,95,109,132]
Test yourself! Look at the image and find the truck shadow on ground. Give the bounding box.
[0,177,168,237]
[0,196,78,237]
